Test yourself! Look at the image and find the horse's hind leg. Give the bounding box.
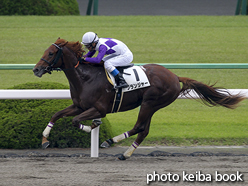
[118,118,152,160]
[101,105,153,159]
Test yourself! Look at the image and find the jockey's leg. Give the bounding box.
[111,68,129,89]
[104,54,132,89]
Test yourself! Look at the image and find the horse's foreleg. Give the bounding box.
[91,118,102,130]
[79,118,102,133]
[72,107,103,132]
[42,104,83,149]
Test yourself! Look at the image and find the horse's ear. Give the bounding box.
[61,41,68,47]
[55,37,61,43]
[77,41,83,46]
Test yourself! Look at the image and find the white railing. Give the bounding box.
[0,89,247,158]
[0,89,248,99]
[0,89,100,157]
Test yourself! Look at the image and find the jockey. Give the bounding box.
[81,31,133,89]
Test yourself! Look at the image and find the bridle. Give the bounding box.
[40,43,81,74]
[40,43,63,74]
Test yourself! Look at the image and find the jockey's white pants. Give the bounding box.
[103,51,133,73]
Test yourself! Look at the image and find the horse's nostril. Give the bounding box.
[33,68,39,73]
[33,67,45,77]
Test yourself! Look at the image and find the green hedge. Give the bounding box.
[0,82,113,149]
[0,0,80,15]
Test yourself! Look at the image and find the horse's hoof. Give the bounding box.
[117,154,126,160]
[100,141,110,148]
[100,139,113,148]
[42,141,50,149]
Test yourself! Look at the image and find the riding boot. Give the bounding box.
[114,73,129,89]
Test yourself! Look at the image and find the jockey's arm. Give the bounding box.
[84,45,107,64]
[84,50,96,57]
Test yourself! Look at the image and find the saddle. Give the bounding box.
[105,64,150,113]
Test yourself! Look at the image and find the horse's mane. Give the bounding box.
[55,38,84,59]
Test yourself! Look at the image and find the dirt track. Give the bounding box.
[0,146,247,185]
[0,156,247,186]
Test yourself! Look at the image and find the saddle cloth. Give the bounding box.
[106,65,150,92]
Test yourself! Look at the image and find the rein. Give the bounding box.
[40,43,80,74]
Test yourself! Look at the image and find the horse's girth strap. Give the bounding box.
[111,88,124,113]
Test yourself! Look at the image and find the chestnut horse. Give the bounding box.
[33,38,245,160]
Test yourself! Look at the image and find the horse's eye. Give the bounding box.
[48,52,53,57]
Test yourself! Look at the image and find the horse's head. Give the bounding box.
[33,38,68,77]
[33,38,84,77]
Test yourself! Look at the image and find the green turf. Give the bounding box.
[1,16,248,64]
[107,99,248,146]
[1,16,248,146]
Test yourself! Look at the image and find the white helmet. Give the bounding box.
[81,32,99,45]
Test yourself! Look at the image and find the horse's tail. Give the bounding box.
[178,77,245,109]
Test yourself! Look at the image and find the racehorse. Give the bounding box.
[33,38,245,160]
